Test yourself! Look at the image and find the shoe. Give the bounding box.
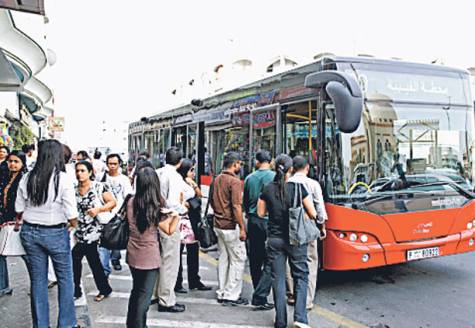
[112,262,122,271]
[253,302,274,311]
[94,290,112,302]
[217,299,224,304]
[189,283,212,291]
[174,286,188,294]
[158,304,186,313]
[294,322,311,328]
[48,281,57,289]
[306,304,314,311]
[221,297,249,306]
[74,291,82,300]
[287,296,295,306]
[0,288,13,297]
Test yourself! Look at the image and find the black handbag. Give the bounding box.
[197,177,218,248]
[100,194,132,250]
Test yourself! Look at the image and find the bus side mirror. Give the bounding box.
[304,71,363,133]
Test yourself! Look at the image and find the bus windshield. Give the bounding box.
[325,97,475,214]
[346,63,472,105]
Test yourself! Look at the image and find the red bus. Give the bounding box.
[129,55,475,270]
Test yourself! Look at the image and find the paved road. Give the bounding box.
[2,249,475,327]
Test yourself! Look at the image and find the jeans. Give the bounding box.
[248,215,273,305]
[267,237,308,328]
[127,267,159,328]
[20,223,77,328]
[72,242,112,297]
[111,249,122,264]
[176,242,201,289]
[0,255,12,296]
[99,246,112,277]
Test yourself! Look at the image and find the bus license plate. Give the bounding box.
[407,247,440,261]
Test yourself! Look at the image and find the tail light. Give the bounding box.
[335,231,377,243]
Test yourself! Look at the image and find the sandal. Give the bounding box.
[94,291,111,302]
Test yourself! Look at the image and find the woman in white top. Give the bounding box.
[15,139,80,328]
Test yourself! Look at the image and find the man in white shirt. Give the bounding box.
[153,147,187,313]
[288,155,328,311]
[99,154,133,274]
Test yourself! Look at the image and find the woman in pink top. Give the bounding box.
[126,167,179,328]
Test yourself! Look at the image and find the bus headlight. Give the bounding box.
[338,232,346,239]
[360,234,369,243]
[469,239,474,247]
[467,222,473,230]
[349,233,358,242]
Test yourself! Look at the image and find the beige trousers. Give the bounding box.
[286,239,318,308]
[153,229,181,307]
[214,226,247,301]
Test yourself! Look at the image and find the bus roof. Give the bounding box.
[133,56,469,127]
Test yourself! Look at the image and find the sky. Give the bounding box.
[40,0,475,151]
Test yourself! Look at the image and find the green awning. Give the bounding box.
[0,50,22,91]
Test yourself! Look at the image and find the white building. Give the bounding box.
[0,8,55,147]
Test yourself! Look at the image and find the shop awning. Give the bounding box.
[0,49,22,91]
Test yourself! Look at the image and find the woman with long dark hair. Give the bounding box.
[73,160,114,302]
[257,154,317,328]
[175,159,211,293]
[15,139,79,328]
[126,166,179,328]
[0,145,10,182]
[0,150,27,297]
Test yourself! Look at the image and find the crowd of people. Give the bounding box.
[0,140,327,328]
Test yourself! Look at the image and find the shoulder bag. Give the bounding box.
[197,177,218,248]
[100,194,132,250]
[288,183,320,246]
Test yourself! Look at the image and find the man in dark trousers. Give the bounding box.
[244,150,275,310]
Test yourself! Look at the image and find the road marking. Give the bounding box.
[199,252,368,328]
[87,292,233,306]
[86,273,218,286]
[96,316,272,328]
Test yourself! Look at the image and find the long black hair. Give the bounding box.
[133,167,165,233]
[177,158,193,181]
[27,140,65,206]
[273,154,293,202]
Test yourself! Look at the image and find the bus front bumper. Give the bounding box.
[323,229,475,271]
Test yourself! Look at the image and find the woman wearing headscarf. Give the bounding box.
[15,139,80,328]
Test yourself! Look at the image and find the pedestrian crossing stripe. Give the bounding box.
[86,292,238,306]
[96,316,272,328]
[86,274,218,286]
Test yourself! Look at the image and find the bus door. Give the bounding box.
[283,100,318,164]
[249,104,279,168]
[158,126,171,168]
[172,126,187,157]
[186,123,198,161]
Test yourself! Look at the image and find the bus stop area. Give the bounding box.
[1,248,474,328]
